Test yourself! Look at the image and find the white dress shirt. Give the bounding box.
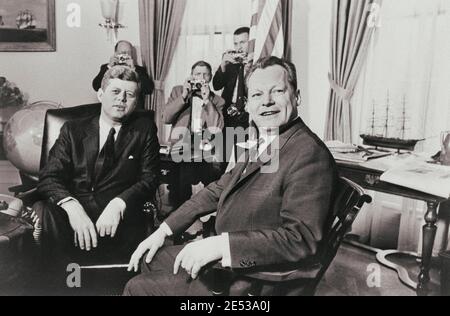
[99,116,122,150]
[191,96,204,133]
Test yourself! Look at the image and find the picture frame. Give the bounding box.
[0,0,56,52]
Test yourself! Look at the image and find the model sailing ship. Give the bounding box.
[360,92,423,152]
[16,10,37,30]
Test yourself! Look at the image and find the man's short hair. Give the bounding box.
[101,65,141,93]
[191,61,212,75]
[234,27,250,36]
[246,56,298,93]
[114,40,133,52]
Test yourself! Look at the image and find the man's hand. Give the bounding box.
[108,55,117,69]
[96,198,126,238]
[182,76,193,100]
[221,51,237,71]
[61,200,97,251]
[127,227,168,272]
[174,236,224,279]
[123,57,135,69]
[244,52,255,73]
[108,54,135,69]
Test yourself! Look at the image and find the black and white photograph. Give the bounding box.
[0,0,449,300]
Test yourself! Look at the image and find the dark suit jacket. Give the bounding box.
[213,64,240,109]
[92,64,154,109]
[38,112,160,220]
[164,85,225,144]
[213,65,249,127]
[165,118,338,279]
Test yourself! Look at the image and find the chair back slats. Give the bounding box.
[305,177,371,295]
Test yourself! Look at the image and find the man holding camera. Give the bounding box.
[93,40,154,109]
[213,27,252,129]
[163,61,225,211]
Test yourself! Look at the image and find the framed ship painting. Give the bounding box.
[0,0,56,52]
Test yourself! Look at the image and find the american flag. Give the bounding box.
[248,0,285,62]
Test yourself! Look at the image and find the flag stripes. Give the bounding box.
[249,0,285,62]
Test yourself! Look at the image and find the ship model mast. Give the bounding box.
[360,91,422,152]
[400,95,407,140]
[16,10,36,30]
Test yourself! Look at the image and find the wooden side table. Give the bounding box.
[338,161,448,296]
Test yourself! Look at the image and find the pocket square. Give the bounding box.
[128,155,135,160]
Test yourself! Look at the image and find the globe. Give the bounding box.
[2,101,60,177]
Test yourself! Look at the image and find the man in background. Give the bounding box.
[93,40,154,109]
[163,61,225,211]
[213,27,252,129]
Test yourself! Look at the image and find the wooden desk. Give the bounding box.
[338,161,447,296]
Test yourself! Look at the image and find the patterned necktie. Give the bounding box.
[95,128,116,183]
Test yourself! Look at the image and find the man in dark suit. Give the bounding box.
[163,61,225,210]
[92,40,154,109]
[213,27,252,129]
[38,66,160,265]
[123,57,338,296]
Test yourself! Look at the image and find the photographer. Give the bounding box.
[165,61,224,142]
[163,61,225,211]
[213,27,253,129]
[93,40,154,109]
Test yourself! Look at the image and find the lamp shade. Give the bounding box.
[100,0,116,20]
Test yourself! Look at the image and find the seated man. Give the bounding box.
[93,40,154,109]
[37,66,160,266]
[124,57,338,296]
[163,61,225,209]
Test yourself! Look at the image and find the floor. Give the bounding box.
[316,243,442,296]
[1,242,443,296]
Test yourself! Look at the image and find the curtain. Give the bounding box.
[351,0,450,254]
[139,0,187,141]
[324,0,382,143]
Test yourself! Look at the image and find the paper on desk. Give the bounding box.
[360,153,418,172]
[380,161,450,198]
[325,140,358,153]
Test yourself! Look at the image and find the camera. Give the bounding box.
[115,53,131,65]
[229,50,248,64]
[189,79,207,91]
[227,104,244,118]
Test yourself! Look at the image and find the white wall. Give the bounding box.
[0,0,141,108]
[292,0,332,139]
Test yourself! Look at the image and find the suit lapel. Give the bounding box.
[219,118,306,205]
[82,117,100,186]
[217,159,248,211]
